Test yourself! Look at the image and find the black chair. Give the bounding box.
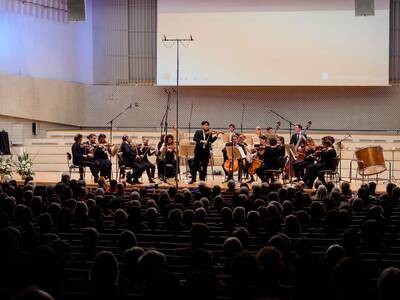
[263,156,286,183]
[117,152,133,181]
[318,157,340,185]
[66,152,85,179]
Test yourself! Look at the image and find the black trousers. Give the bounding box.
[95,158,112,178]
[191,152,209,181]
[304,162,331,188]
[293,159,314,180]
[76,160,99,179]
[157,160,177,179]
[142,161,155,179]
[124,160,146,180]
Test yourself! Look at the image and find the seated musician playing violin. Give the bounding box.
[292,137,316,181]
[120,135,146,184]
[303,139,337,188]
[190,121,219,183]
[94,134,112,179]
[157,134,177,180]
[138,136,157,183]
[71,134,99,181]
[255,137,284,183]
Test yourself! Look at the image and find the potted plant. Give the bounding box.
[14,152,35,179]
[0,155,13,180]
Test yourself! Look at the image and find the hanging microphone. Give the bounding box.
[190,35,193,41]
[134,102,139,107]
[128,104,133,109]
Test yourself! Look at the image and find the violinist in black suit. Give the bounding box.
[189,121,219,183]
[94,133,112,179]
[71,134,99,181]
[304,139,337,188]
[137,136,157,183]
[120,135,146,184]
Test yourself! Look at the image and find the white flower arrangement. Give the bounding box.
[0,155,13,177]
[14,152,35,178]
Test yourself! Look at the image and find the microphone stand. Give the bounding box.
[336,133,351,182]
[269,110,295,183]
[106,104,133,179]
[188,103,193,141]
[161,89,173,186]
[107,104,133,145]
[162,35,194,189]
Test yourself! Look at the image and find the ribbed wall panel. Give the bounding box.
[390,0,400,83]
[128,0,156,84]
[2,0,68,22]
[92,0,156,84]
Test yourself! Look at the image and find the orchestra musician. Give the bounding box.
[71,134,99,182]
[290,124,307,149]
[251,126,262,148]
[266,126,274,135]
[120,135,146,184]
[157,134,177,181]
[190,121,219,184]
[138,136,157,183]
[95,133,112,179]
[238,134,252,182]
[292,137,316,181]
[222,134,243,181]
[303,139,337,188]
[255,137,285,183]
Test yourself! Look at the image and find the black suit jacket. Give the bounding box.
[290,133,307,145]
[121,142,138,162]
[193,130,218,155]
[72,143,85,165]
[263,146,284,170]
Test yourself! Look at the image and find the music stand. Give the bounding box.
[180,142,195,180]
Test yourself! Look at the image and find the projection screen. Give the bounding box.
[157,0,390,86]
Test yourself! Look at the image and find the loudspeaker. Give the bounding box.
[67,0,86,21]
[355,0,375,16]
[32,122,37,136]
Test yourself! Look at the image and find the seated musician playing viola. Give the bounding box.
[255,137,284,183]
[303,139,337,188]
[71,134,99,182]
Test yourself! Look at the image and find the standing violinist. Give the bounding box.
[304,139,337,188]
[190,121,218,184]
[94,134,112,179]
[138,136,157,183]
[71,134,99,182]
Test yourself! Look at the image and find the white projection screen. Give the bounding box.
[157,0,390,86]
